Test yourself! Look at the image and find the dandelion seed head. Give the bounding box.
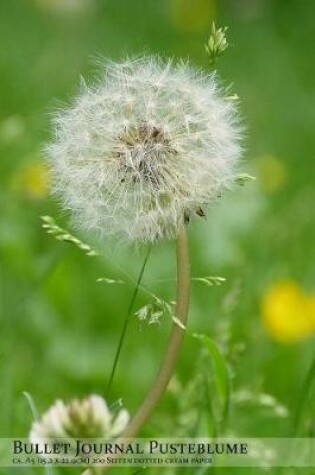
[48,56,243,242]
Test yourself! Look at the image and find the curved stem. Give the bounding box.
[82,226,190,475]
[122,225,190,437]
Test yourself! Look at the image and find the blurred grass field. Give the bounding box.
[0,1,314,474]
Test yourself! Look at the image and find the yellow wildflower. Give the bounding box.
[10,161,50,200]
[262,281,315,343]
[255,154,287,193]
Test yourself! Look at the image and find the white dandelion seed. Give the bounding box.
[48,56,243,242]
[29,395,129,446]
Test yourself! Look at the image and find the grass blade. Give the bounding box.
[23,392,52,475]
[193,334,230,423]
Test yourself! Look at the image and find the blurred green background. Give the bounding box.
[0,0,314,474]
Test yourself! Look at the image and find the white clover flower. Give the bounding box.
[29,395,129,445]
[48,56,242,242]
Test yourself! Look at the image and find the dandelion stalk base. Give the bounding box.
[83,225,190,475]
[121,225,190,438]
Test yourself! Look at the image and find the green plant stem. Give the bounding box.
[122,226,190,437]
[83,227,190,475]
[106,246,151,397]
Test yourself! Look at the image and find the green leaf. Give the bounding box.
[23,391,40,422]
[193,334,230,421]
[292,356,315,435]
